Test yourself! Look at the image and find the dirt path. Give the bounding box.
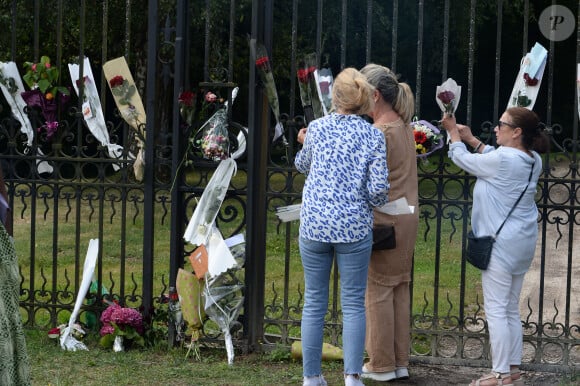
[518,165,580,365]
[380,363,566,385]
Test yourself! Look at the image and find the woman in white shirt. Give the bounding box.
[441,107,549,386]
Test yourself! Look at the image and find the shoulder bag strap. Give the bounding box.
[494,162,535,237]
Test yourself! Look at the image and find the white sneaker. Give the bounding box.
[344,374,365,386]
[361,365,396,381]
[303,375,327,386]
[395,367,409,379]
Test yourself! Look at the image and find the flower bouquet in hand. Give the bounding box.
[21,56,71,141]
[411,118,444,159]
[436,78,461,118]
[99,303,145,352]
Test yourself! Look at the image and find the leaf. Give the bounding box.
[99,333,115,348]
[37,79,51,94]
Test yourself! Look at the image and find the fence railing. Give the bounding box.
[0,0,578,373]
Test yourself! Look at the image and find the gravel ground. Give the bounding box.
[377,363,571,385]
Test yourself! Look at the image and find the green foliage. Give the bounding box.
[22,56,69,96]
[99,323,145,349]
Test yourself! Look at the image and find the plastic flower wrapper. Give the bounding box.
[199,108,230,161]
[59,238,98,351]
[316,66,333,116]
[252,40,286,144]
[411,118,444,159]
[183,158,237,246]
[297,53,325,124]
[436,78,461,118]
[176,269,205,360]
[507,42,547,110]
[178,90,197,127]
[69,57,127,171]
[202,231,245,365]
[0,61,53,174]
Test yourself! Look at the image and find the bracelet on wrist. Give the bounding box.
[473,141,483,153]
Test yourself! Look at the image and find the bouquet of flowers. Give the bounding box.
[178,90,197,127]
[507,42,547,110]
[412,119,444,158]
[253,41,285,144]
[183,158,237,246]
[103,57,146,181]
[297,53,325,124]
[436,78,461,118]
[199,108,230,161]
[68,57,125,171]
[99,303,145,352]
[20,56,71,141]
[201,232,245,364]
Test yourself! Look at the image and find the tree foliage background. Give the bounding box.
[0,0,577,142]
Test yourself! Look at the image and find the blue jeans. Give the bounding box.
[300,232,372,377]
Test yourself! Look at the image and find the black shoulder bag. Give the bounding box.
[465,163,534,270]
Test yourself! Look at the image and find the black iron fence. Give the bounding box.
[0,0,578,373]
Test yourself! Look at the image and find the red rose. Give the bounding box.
[297,68,311,83]
[109,75,124,88]
[437,91,455,105]
[523,73,538,86]
[255,56,270,72]
[178,90,195,107]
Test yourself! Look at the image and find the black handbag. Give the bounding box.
[372,224,396,250]
[465,163,534,270]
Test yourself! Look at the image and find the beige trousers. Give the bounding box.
[364,278,410,372]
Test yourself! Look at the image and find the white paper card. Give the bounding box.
[375,197,414,215]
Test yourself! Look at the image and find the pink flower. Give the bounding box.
[100,303,121,324]
[205,92,217,103]
[99,324,115,336]
[45,62,51,69]
[44,121,59,140]
[31,63,37,72]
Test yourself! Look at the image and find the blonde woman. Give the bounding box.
[359,64,419,382]
[295,67,390,386]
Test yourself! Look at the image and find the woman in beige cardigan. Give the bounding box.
[360,64,419,382]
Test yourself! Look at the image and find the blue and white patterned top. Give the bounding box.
[295,113,390,243]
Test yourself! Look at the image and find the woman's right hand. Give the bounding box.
[297,127,307,144]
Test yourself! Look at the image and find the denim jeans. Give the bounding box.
[300,232,373,377]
